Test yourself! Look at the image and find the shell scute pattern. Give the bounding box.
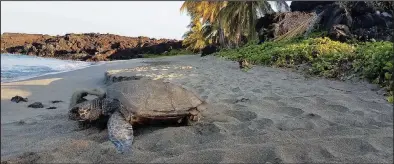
[108,80,203,113]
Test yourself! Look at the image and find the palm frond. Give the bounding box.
[180,0,283,49]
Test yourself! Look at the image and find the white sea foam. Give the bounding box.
[1,54,99,83]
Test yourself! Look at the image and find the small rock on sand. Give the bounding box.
[10,96,28,103]
[28,102,44,108]
[46,107,57,110]
[1,152,40,164]
[50,100,63,104]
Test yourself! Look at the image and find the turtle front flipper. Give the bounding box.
[108,111,134,154]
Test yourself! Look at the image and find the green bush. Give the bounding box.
[354,42,393,102]
[354,42,393,84]
[214,37,394,102]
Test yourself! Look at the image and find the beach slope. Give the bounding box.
[1,55,393,163]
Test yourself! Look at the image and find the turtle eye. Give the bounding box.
[80,109,87,114]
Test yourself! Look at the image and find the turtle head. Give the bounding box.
[69,98,119,121]
[69,98,104,121]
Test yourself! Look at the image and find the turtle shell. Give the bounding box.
[106,79,204,118]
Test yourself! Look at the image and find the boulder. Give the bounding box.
[28,102,44,108]
[11,96,28,103]
[201,45,219,57]
[354,13,375,28]
[326,3,352,28]
[290,1,334,12]
[354,12,391,29]
[264,1,394,42]
[328,24,352,42]
[351,1,375,16]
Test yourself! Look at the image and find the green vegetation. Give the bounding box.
[354,42,393,102]
[214,37,394,102]
[143,49,194,58]
[179,1,394,102]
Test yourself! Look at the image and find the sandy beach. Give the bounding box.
[1,55,393,163]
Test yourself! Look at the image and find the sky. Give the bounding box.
[1,1,291,40]
[1,1,190,40]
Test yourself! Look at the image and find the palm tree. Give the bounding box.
[180,1,227,23]
[181,19,207,52]
[199,1,227,48]
[217,1,272,46]
[181,1,227,48]
[180,0,291,50]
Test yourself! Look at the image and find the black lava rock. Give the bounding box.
[11,96,28,103]
[201,45,219,57]
[28,102,44,108]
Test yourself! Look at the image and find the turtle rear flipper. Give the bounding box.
[108,111,134,154]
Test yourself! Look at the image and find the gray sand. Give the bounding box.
[1,55,393,163]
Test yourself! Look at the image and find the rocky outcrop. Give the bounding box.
[1,33,185,61]
[256,1,394,42]
[318,1,393,42]
[107,41,183,60]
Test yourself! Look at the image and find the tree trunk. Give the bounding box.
[218,21,226,49]
[235,30,242,48]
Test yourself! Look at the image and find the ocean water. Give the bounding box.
[1,54,98,83]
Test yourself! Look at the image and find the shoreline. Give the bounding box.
[1,55,392,163]
[0,54,139,84]
[2,52,391,100]
[0,57,145,124]
[1,62,101,84]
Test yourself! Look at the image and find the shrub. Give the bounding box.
[353,42,393,102]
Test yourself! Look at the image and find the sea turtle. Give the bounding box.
[68,79,206,153]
